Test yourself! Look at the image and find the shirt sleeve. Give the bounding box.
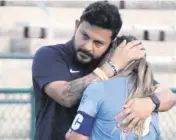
[32,46,70,91]
[78,81,105,117]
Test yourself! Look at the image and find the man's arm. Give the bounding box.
[44,61,118,108]
[115,84,176,132]
[33,46,101,108]
[45,72,100,108]
[153,84,175,112]
[36,48,116,108]
[44,54,127,108]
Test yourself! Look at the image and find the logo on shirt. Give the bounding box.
[80,94,87,105]
[70,68,80,73]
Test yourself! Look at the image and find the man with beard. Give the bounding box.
[32,1,175,140]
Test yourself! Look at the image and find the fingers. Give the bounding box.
[132,46,145,60]
[137,49,146,59]
[116,40,142,49]
[117,113,135,128]
[118,40,127,48]
[124,40,145,60]
[124,117,140,132]
[126,40,145,52]
[125,40,141,49]
[124,99,134,108]
[115,108,131,120]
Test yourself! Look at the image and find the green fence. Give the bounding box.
[0,88,35,140]
[0,54,35,140]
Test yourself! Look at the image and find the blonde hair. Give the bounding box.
[113,35,154,138]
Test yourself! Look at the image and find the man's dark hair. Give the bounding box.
[80,1,122,40]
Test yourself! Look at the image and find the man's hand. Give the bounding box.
[115,97,155,132]
[110,40,145,71]
[100,40,145,78]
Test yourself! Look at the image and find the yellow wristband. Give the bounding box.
[93,68,108,80]
[94,68,106,80]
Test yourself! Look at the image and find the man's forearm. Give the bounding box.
[154,87,176,112]
[60,72,101,107]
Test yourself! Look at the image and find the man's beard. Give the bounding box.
[75,49,94,64]
[72,37,111,68]
[72,37,98,65]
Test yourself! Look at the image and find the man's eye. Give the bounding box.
[94,41,103,47]
[82,33,89,40]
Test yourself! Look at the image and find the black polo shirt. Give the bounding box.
[32,40,96,140]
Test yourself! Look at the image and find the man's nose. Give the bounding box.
[84,41,93,52]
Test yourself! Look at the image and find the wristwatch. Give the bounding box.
[149,95,160,112]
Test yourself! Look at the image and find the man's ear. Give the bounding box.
[74,19,80,34]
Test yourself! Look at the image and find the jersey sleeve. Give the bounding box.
[69,82,105,136]
[32,46,70,91]
[78,82,105,117]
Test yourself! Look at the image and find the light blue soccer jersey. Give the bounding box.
[75,77,160,140]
